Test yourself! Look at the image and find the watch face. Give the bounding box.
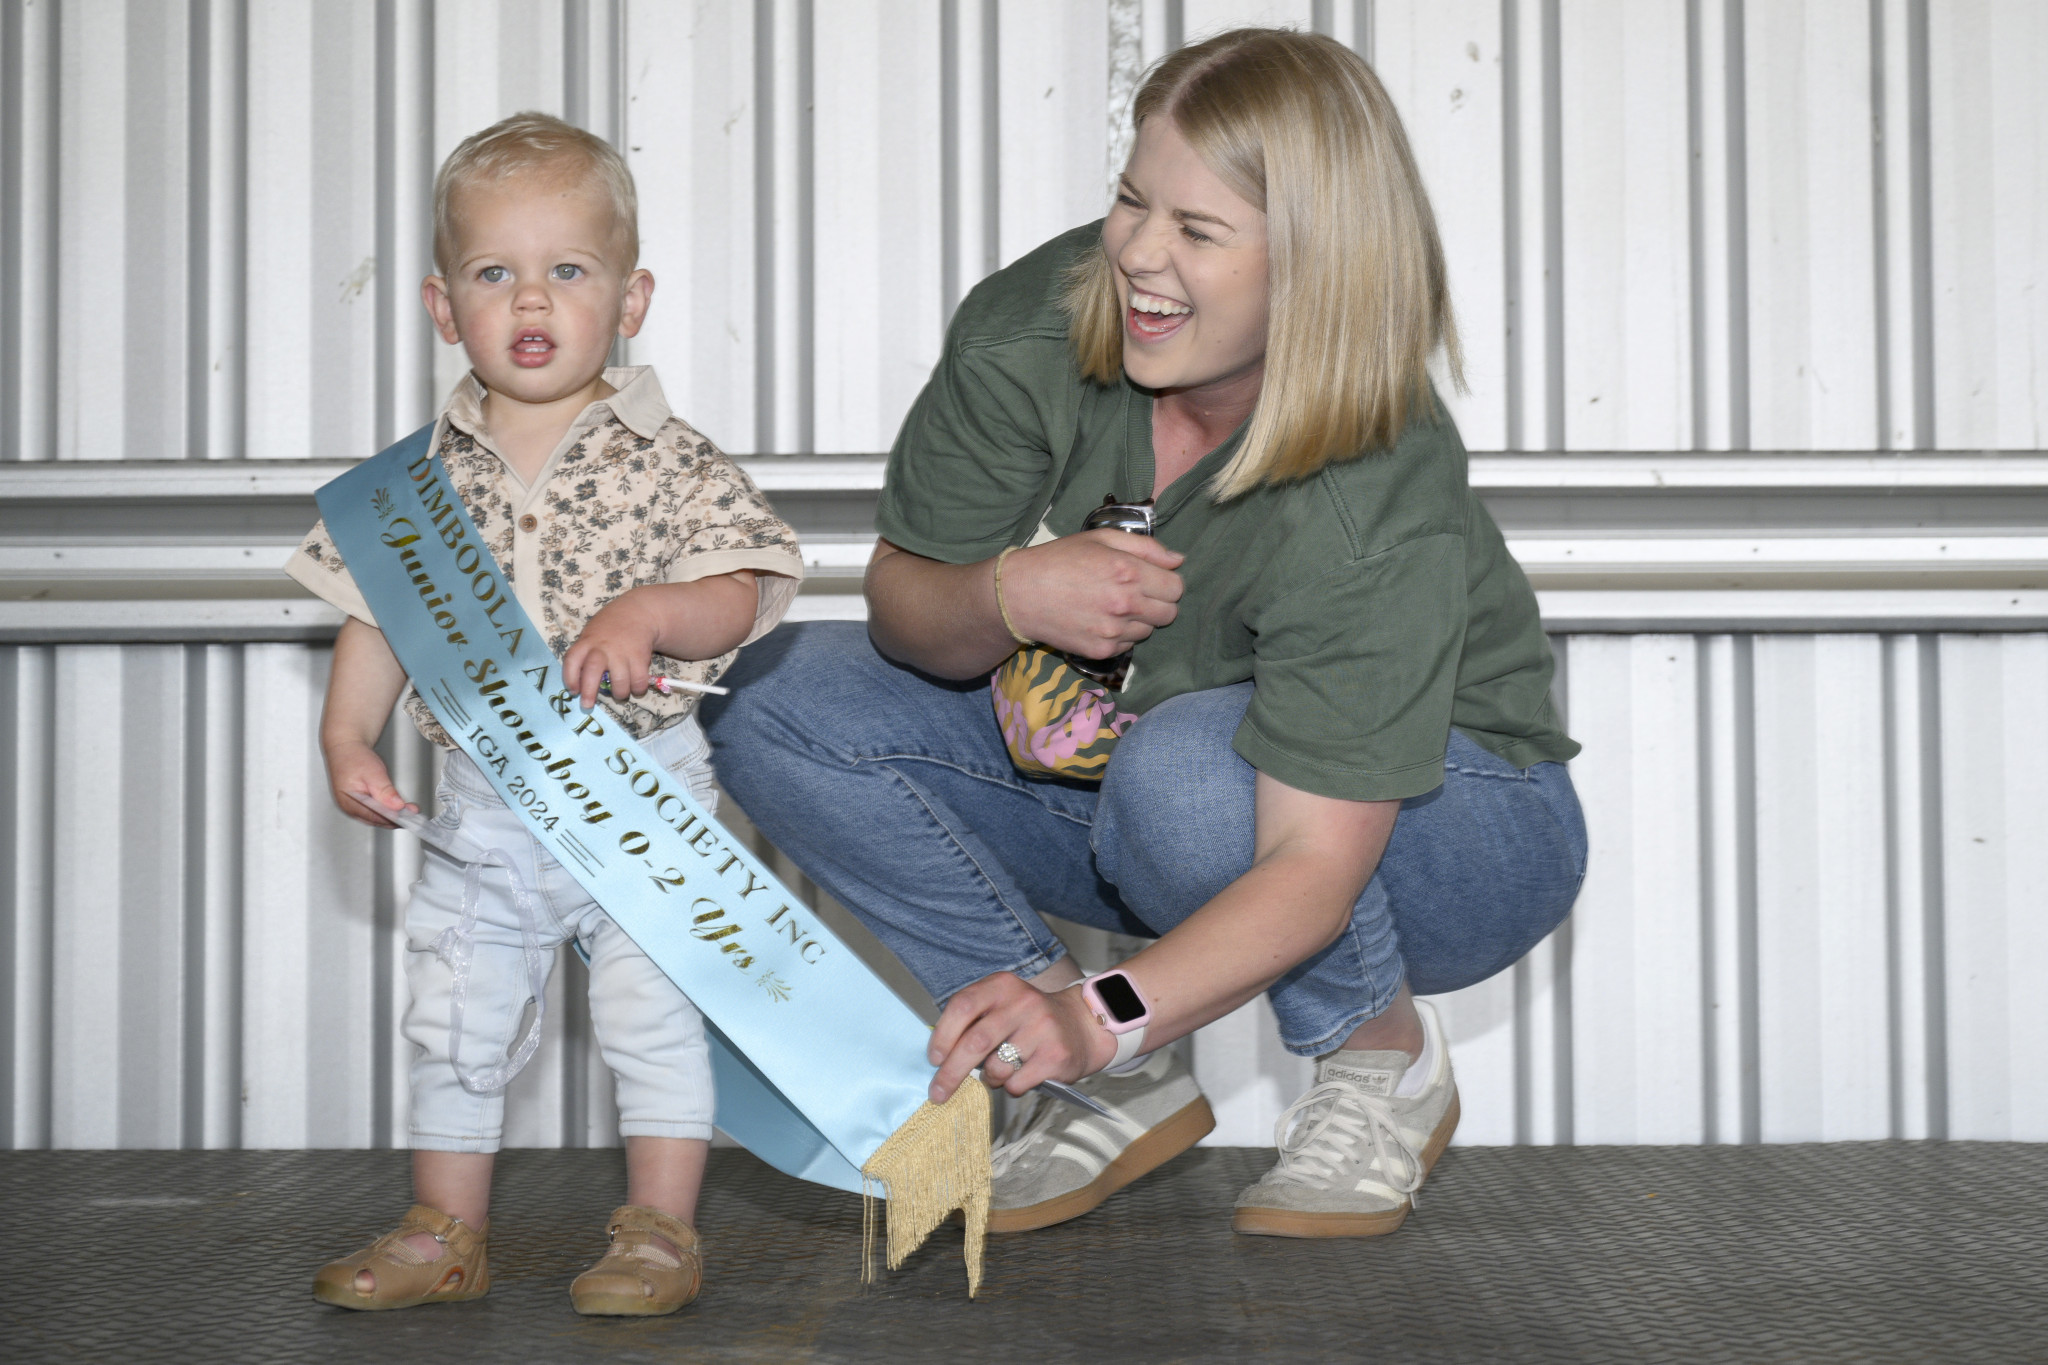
[1093,972,1146,1024]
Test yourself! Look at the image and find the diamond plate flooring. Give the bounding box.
[3,1143,2043,1363]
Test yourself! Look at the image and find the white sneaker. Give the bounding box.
[987,1047,1215,1232]
[1232,999,1460,1238]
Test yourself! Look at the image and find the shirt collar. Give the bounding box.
[439,365,672,445]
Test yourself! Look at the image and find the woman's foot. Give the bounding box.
[570,1205,703,1316]
[311,1205,491,1310]
[987,1048,1215,1231]
[1232,998,1458,1237]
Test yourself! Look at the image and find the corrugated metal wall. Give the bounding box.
[6,630,2044,1149]
[8,0,2044,465]
[3,1,2045,1150]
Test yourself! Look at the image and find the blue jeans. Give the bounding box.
[703,623,1587,1057]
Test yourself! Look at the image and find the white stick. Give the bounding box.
[654,677,729,697]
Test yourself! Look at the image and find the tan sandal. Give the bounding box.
[311,1204,490,1310]
[570,1205,702,1316]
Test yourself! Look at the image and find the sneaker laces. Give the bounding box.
[1270,1081,1426,1204]
[989,1091,1063,1180]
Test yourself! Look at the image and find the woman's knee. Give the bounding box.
[704,621,993,772]
[1094,683,1257,920]
[1382,753,1587,994]
[701,622,873,766]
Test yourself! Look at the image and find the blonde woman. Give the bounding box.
[704,28,1584,1238]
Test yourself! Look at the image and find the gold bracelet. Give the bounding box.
[992,545,1031,645]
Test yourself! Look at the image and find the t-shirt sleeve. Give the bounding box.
[1232,535,1467,802]
[283,517,378,627]
[874,343,1059,564]
[659,441,807,647]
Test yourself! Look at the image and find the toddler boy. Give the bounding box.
[289,111,802,1316]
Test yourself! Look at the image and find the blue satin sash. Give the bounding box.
[318,426,936,1194]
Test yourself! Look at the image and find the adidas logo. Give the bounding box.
[1323,1066,1396,1095]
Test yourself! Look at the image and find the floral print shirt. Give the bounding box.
[287,366,804,747]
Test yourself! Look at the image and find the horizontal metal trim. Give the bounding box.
[5,587,2043,643]
[6,452,2047,494]
[4,454,2043,640]
[11,531,2039,586]
[0,597,346,643]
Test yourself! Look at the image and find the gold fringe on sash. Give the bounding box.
[860,1081,993,1296]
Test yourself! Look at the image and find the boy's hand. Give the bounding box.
[325,740,418,829]
[563,588,665,710]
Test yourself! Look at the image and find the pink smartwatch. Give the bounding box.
[1080,969,1152,1070]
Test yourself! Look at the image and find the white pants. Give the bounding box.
[402,719,719,1153]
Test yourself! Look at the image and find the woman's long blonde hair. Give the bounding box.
[1067,28,1462,499]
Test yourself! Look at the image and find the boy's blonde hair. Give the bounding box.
[432,111,639,275]
[1067,28,1463,499]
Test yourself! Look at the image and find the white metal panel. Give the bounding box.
[624,1,760,451]
[812,0,946,454]
[1558,635,1706,1143]
[1750,635,1892,1141]
[1938,633,2048,1140]
[995,1,1110,269]
[1178,0,1316,48]
[1374,0,1508,449]
[1559,1,1692,452]
[1744,0,1879,451]
[1930,0,2048,450]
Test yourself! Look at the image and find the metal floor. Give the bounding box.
[4,1143,2044,1364]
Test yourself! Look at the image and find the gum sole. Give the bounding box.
[988,1095,1217,1233]
[1231,1089,1462,1239]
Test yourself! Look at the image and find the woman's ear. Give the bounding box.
[617,269,655,338]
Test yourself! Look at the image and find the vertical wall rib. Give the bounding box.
[1500,0,1524,451]
[1904,0,1934,449]
[794,0,814,456]
[1868,0,1894,452]
[1723,0,1752,449]
[0,647,18,1143]
[1539,0,1563,452]
[1915,633,1948,1137]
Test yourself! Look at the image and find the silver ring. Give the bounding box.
[994,1041,1025,1068]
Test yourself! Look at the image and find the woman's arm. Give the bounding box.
[865,534,1188,680]
[925,771,1400,1100]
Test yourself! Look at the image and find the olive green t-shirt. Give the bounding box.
[877,224,1578,801]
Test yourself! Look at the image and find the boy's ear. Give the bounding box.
[421,276,462,344]
[616,269,655,339]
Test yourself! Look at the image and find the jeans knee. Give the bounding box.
[703,622,869,771]
[1095,684,1257,917]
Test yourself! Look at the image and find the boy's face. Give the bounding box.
[423,173,652,406]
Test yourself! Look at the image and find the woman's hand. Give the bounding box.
[864,534,1185,680]
[999,531,1185,660]
[926,971,1117,1103]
